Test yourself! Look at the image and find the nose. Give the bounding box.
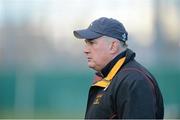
[83,44,90,54]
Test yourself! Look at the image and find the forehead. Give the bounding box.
[85,37,104,43]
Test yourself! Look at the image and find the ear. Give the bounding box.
[109,41,119,54]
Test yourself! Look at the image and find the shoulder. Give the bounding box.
[118,59,155,83]
[112,64,155,93]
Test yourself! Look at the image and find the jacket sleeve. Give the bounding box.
[115,72,156,119]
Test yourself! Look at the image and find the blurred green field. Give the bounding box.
[0,64,179,118]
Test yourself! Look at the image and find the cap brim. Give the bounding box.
[73,29,102,40]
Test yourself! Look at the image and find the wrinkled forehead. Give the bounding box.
[85,36,103,42]
[85,37,112,47]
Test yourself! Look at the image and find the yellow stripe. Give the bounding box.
[93,57,126,88]
[105,57,126,81]
[94,80,110,88]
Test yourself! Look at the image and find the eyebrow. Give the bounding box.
[85,39,95,43]
[85,39,94,41]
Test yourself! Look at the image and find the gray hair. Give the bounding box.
[102,36,128,49]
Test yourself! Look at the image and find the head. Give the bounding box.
[73,17,128,71]
[83,36,127,71]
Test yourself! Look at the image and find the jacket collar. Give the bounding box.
[92,49,135,88]
[101,50,127,77]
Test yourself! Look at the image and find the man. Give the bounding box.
[73,17,164,119]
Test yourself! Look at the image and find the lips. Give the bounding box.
[87,57,92,62]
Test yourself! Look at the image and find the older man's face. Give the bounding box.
[83,37,111,71]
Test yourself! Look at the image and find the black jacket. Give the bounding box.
[85,49,164,119]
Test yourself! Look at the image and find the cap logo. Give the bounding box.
[122,33,126,41]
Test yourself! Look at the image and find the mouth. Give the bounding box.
[87,57,92,62]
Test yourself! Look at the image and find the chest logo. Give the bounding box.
[93,94,103,105]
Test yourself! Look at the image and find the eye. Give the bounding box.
[85,39,96,45]
[88,41,94,44]
[85,40,95,45]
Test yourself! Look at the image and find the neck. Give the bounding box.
[99,49,127,77]
[95,48,127,72]
[111,48,127,62]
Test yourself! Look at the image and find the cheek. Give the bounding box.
[94,47,109,61]
[91,42,109,56]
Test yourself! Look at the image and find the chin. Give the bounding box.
[88,65,99,71]
[88,64,94,68]
[88,63,95,69]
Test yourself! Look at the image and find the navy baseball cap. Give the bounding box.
[73,17,128,42]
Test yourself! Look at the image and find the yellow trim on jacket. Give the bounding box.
[93,57,126,88]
